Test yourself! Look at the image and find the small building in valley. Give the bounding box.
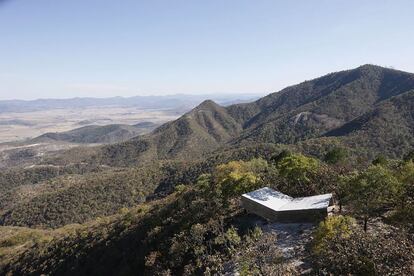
[241,187,333,223]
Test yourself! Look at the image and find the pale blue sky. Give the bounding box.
[1,0,413,100]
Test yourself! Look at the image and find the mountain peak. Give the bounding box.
[358,64,383,69]
[194,99,221,110]
[356,64,401,74]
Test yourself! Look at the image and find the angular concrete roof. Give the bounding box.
[242,187,332,211]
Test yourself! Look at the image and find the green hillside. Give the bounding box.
[1,155,413,275]
[61,65,414,167]
[1,65,414,275]
[33,123,157,144]
[234,64,414,144]
[0,144,287,228]
[4,65,412,230]
[326,89,414,158]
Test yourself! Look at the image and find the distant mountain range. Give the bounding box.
[0,94,264,113]
[84,64,414,165]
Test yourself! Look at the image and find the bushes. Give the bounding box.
[274,153,321,196]
[312,218,414,275]
[389,160,414,231]
[342,165,401,231]
[2,155,414,275]
[0,163,102,194]
[276,154,319,184]
[0,162,192,228]
[237,229,295,276]
[0,159,283,275]
[312,215,356,254]
[214,159,266,201]
[324,147,348,165]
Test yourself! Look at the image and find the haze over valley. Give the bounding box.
[0,93,261,168]
[0,94,260,143]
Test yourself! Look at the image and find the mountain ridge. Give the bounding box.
[81,64,414,166]
[32,123,158,144]
[1,65,414,275]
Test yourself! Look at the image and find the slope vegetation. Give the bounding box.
[66,65,414,167]
[33,123,155,144]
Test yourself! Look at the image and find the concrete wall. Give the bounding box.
[241,197,328,223]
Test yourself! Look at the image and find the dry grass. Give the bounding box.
[0,226,54,267]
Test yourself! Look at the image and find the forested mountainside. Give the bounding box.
[130,99,242,159]
[52,64,414,167]
[0,123,158,169]
[196,64,414,150]
[2,64,413,227]
[0,144,285,228]
[1,65,414,275]
[326,89,414,157]
[1,155,413,275]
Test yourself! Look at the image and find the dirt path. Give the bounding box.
[263,223,316,273]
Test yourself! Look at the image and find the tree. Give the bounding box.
[276,154,319,196]
[344,165,400,231]
[396,160,414,206]
[270,149,292,164]
[213,159,266,201]
[334,174,352,213]
[403,150,414,162]
[392,160,414,229]
[324,147,347,165]
[312,215,356,254]
[372,155,388,166]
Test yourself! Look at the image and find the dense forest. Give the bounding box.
[1,152,413,275]
[0,65,413,275]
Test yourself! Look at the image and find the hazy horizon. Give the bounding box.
[0,92,266,102]
[1,0,414,100]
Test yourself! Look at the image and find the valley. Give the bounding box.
[0,65,413,275]
[0,106,178,143]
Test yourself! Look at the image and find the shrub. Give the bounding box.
[312,215,356,254]
[238,230,295,276]
[343,165,401,231]
[324,147,347,165]
[312,227,414,275]
[372,154,388,166]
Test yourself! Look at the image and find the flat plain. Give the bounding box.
[0,106,181,143]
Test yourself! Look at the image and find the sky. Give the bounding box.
[0,0,414,100]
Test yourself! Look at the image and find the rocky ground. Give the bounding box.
[263,223,316,274]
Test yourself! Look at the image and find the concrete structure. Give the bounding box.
[241,187,333,222]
